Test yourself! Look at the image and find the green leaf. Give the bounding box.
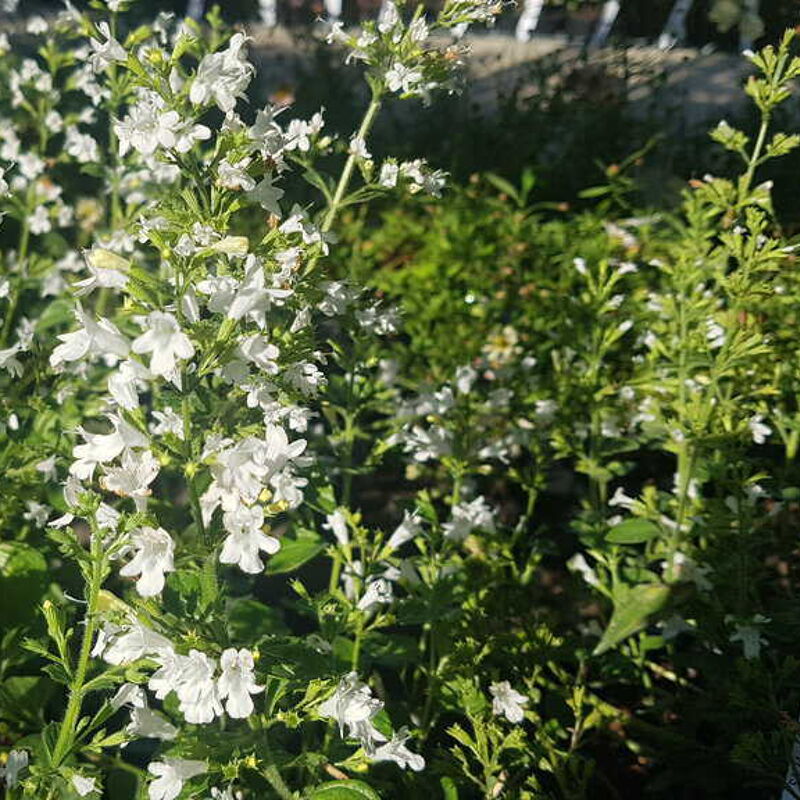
[0,542,48,626]
[484,173,520,204]
[441,776,459,800]
[227,598,289,642]
[605,518,660,545]
[307,779,381,799]
[0,676,54,725]
[265,536,324,574]
[593,583,671,656]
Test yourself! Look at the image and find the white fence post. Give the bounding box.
[658,0,693,49]
[259,0,278,27]
[185,0,205,20]
[515,0,545,43]
[325,0,344,21]
[588,0,621,49]
[739,0,760,51]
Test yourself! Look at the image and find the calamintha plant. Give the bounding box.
[3,3,800,800]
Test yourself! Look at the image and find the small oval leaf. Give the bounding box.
[308,779,381,800]
[605,518,660,545]
[266,536,324,574]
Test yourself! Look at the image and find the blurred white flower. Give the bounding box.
[489,681,528,723]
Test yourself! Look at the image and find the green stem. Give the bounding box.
[0,184,35,348]
[320,93,383,235]
[328,360,359,594]
[262,733,294,800]
[263,764,293,800]
[668,441,695,573]
[741,114,770,201]
[181,389,207,543]
[351,615,364,671]
[51,538,105,767]
[420,624,439,733]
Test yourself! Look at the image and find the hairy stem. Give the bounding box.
[51,537,105,767]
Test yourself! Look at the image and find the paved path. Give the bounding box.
[249,27,751,130]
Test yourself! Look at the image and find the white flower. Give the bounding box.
[108,360,149,410]
[65,126,100,164]
[26,16,48,35]
[218,158,255,191]
[210,789,241,800]
[608,486,637,510]
[409,16,429,41]
[227,256,289,324]
[748,414,771,445]
[176,650,223,724]
[29,205,51,235]
[115,96,181,157]
[567,553,599,588]
[348,135,371,160]
[202,426,306,517]
[385,62,422,94]
[190,33,254,113]
[132,311,194,379]
[324,508,349,546]
[111,683,147,710]
[1,750,27,788]
[101,449,159,510]
[239,335,280,373]
[73,248,129,296]
[270,469,307,508]
[319,280,358,316]
[217,648,264,718]
[71,774,97,796]
[127,707,178,741]
[36,455,57,481]
[378,0,400,33]
[357,577,393,612]
[442,496,495,541]
[318,672,384,751]
[246,174,284,214]
[89,21,126,71]
[371,728,425,771]
[729,614,770,660]
[379,161,399,188]
[148,759,205,800]
[0,344,22,378]
[119,526,175,597]
[115,92,211,158]
[706,319,726,349]
[50,306,130,370]
[489,681,528,723]
[387,510,421,551]
[151,407,184,440]
[23,500,49,528]
[71,414,149,480]
[403,425,451,462]
[219,503,280,574]
[97,620,172,665]
[148,650,188,700]
[279,205,329,253]
[455,364,477,394]
[17,152,44,181]
[283,113,324,152]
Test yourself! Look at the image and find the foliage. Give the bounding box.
[1,3,800,800]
